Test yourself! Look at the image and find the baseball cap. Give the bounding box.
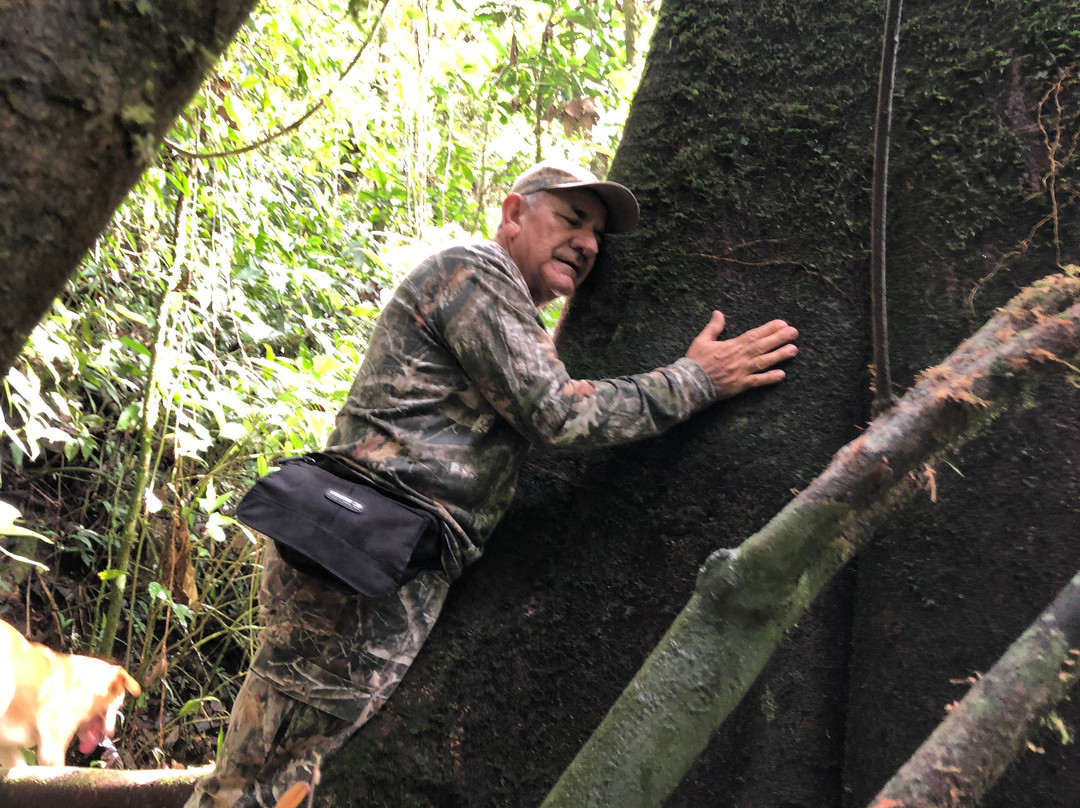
[510,160,640,233]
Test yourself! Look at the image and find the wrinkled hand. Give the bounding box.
[686,311,799,400]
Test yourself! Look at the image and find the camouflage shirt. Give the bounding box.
[324,240,716,579]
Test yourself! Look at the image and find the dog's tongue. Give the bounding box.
[78,733,103,755]
[77,716,108,754]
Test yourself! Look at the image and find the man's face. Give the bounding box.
[501,188,607,307]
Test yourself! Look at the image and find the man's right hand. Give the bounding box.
[685,311,799,400]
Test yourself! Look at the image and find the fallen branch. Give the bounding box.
[541,272,1080,808]
[0,764,208,808]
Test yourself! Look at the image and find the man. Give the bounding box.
[185,161,798,807]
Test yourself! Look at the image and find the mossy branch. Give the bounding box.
[541,272,1080,808]
[868,565,1080,808]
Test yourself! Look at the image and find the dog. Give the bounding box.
[0,618,141,767]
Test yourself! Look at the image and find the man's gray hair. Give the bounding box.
[520,190,545,209]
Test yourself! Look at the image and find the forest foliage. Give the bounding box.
[0,0,653,768]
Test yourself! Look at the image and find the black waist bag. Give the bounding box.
[235,453,441,598]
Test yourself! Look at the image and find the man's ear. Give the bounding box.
[500,193,526,239]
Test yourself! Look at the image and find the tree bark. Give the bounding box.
[869,563,1080,808]
[540,273,1080,808]
[0,0,257,376]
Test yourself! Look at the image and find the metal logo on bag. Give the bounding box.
[324,488,366,514]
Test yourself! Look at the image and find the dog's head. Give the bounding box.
[65,658,141,755]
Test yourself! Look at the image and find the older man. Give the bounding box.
[185,161,798,807]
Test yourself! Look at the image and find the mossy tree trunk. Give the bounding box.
[0,0,257,377]
[322,0,1079,806]
[542,274,1080,808]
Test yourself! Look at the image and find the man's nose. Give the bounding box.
[573,230,599,259]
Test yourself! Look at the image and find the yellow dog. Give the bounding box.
[0,618,141,767]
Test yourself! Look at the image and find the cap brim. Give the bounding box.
[547,180,640,234]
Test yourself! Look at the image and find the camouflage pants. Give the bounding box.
[184,542,450,808]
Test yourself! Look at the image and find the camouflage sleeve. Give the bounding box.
[437,250,717,449]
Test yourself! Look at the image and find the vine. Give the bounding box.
[967,67,1080,311]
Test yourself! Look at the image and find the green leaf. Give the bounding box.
[178,697,212,718]
[0,546,50,571]
[114,303,150,327]
[117,403,142,432]
[120,336,152,357]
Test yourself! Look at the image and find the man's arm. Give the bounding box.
[438,252,797,450]
[438,253,714,449]
[685,311,799,399]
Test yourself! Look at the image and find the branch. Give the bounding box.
[868,565,1080,808]
[541,272,1080,808]
[0,764,208,808]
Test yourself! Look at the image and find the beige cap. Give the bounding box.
[510,160,640,233]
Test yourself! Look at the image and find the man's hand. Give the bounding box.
[686,311,799,400]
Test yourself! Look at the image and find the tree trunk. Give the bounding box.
[0,0,257,376]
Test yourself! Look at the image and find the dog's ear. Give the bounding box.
[114,668,141,699]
